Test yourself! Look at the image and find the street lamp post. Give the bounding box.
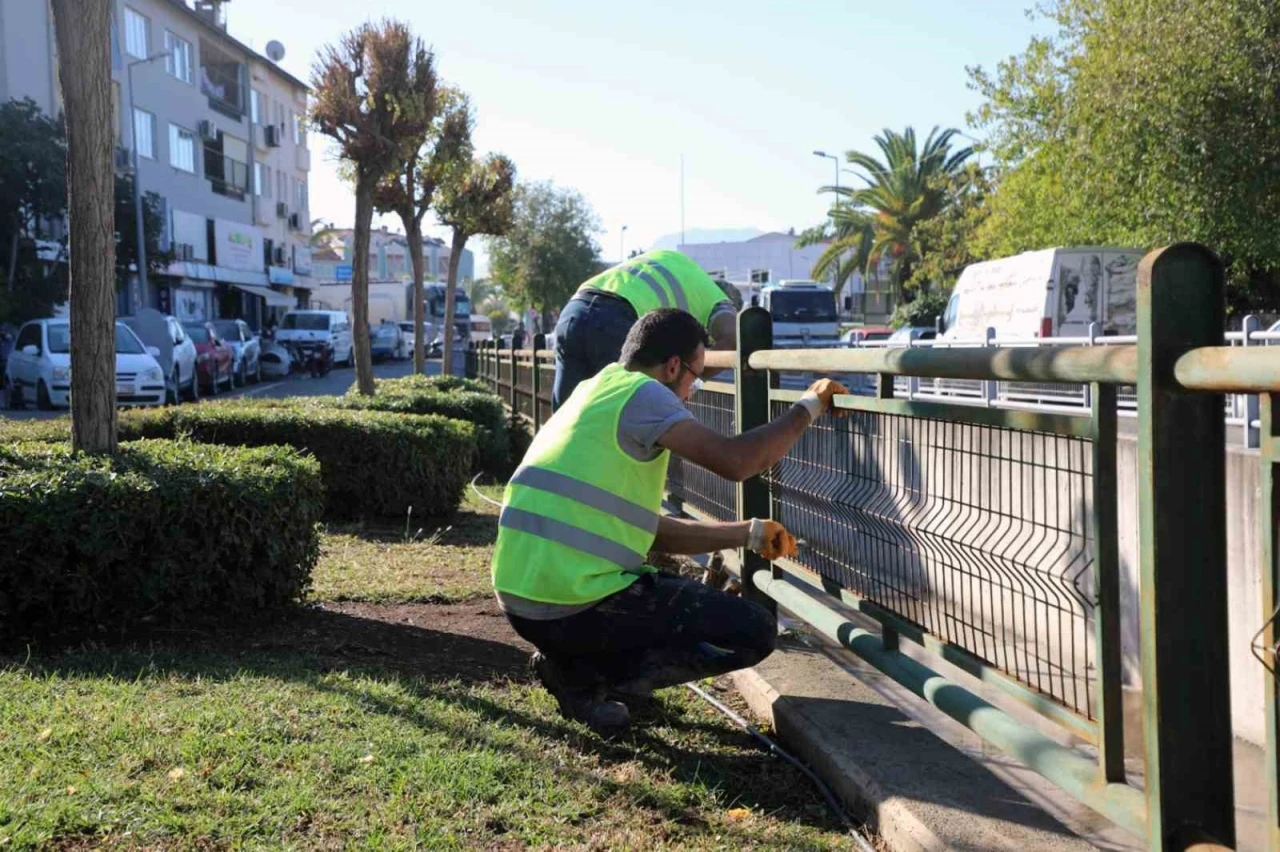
[620,224,628,263]
[813,149,840,199]
[126,50,170,299]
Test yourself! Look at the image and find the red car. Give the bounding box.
[183,322,234,394]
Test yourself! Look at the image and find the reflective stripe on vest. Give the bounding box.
[625,265,670,309]
[644,259,690,313]
[508,464,660,534]
[499,506,647,571]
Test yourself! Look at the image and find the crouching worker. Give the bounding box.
[491,307,847,735]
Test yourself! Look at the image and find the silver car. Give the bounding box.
[211,319,262,386]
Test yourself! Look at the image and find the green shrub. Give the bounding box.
[341,379,511,477]
[163,405,477,520]
[0,439,324,640]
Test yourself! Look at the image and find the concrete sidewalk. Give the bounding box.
[733,632,1138,852]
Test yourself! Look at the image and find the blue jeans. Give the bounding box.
[552,294,637,410]
[505,573,777,694]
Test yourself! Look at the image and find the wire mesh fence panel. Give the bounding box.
[765,400,1098,720]
[667,387,738,522]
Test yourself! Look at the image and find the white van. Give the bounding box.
[275,310,354,366]
[939,247,1143,341]
[470,314,493,343]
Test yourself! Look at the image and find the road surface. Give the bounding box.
[0,357,443,422]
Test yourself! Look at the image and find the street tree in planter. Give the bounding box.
[435,153,516,376]
[311,20,435,395]
[49,0,115,453]
[373,86,473,375]
[0,98,65,299]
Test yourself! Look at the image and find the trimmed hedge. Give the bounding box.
[0,439,324,639]
[1,404,479,520]
[340,378,513,477]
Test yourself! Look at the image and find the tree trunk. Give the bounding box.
[351,179,376,395]
[51,0,116,454]
[441,229,467,377]
[406,216,426,375]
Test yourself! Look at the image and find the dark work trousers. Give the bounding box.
[506,573,778,695]
[551,293,638,410]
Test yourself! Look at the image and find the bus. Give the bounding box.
[759,280,840,348]
[405,283,471,355]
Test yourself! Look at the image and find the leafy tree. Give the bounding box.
[114,174,169,293]
[311,20,436,395]
[890,290,949,330]
[907,164,993,291]
[820,127,972,302]
[794,207,874,298]
[435,153,516,376]
[50,0,116,453]
[968,0,1280,314]
[0,98,65,296]
[487,181,601,333]
[373,85,473,374]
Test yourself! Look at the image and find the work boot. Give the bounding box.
[530,652,631,737]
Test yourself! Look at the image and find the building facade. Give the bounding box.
[0,0,311,329]
[307,227,474,287]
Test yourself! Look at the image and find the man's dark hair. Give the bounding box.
[620,308,709,369]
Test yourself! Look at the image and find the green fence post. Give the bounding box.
[1136,243,1233,850]
[1091,382,1125,783]
[531,333,546,432]
[735,305,774,613]
[507,339,518,413]
[1261,391,1280,852]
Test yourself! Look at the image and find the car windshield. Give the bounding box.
[374,326,397,339]
[45,323,145,354]
[769,290,837,323]
[184,325,211,343]
[427,294,470,318]
[864,331,891,341]
[212,321,241,340]
[281,313,330,330]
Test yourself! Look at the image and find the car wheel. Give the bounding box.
[5,376,21,410]
[36,380,53,411]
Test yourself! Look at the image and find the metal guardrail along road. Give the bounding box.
[470,244,1280,851]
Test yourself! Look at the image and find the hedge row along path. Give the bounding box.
[1,486,860,849]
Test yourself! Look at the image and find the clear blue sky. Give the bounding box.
[229,0,1047,273]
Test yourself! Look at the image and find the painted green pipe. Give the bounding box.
[1175,346,1280,392]
[751,569,1148,840]
[749,345,1139,385]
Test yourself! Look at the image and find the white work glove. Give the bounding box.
[747,518,797,560]
[794,378,850,421]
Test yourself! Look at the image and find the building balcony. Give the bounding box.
[200,39,245,120]
[205,153,249,200]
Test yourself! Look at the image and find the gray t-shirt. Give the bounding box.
[497,377,694,620]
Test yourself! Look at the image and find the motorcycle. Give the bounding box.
[283,340,333,378]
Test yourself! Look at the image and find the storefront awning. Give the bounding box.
[234,283,295,308]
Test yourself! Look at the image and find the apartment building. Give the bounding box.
[0,0,311,329]
[308,227,474,286]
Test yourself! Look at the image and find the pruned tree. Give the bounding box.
[435,153,516,376]
[373,86,473,374]
[311,19,436,395]
[0,98,65,297]
[50,0,115,453]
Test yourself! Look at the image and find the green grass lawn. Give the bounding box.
[1,483,854,850]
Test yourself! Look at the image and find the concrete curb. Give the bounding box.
[732,665,948,852]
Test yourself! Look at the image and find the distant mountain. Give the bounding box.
[650,227,766,250]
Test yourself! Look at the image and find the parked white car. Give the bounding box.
[4,318,166,410]
[124,309,199,403]
[275,309,354,367]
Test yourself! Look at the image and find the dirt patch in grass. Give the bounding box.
[310,486,502,605]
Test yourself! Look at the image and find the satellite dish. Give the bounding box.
[265,40,285,62]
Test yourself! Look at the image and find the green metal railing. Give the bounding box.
[470,245,1280,851]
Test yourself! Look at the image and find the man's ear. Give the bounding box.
[663,355,682,382]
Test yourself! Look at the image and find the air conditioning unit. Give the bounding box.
[264,124,280,147]
[275,202,288,219]
[288,212,301,230]
[113,147,132,170]
[197,120,217,141]
[175,243,196,262]
[272,246,287,265]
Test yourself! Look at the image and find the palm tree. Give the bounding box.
[815,126,972,302]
